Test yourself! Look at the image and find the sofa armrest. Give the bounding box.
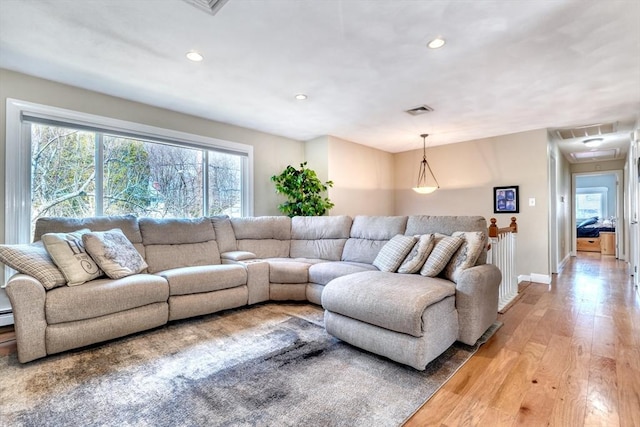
[5,274,48,363]
[455,264,502,345]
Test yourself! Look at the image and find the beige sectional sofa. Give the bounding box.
[3,214,501,370]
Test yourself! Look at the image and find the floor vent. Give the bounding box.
[405,105,434,116]
[556,123,616,140]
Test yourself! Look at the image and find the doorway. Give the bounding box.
[572,170,623,258]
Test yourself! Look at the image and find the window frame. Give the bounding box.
[5,98,254,251]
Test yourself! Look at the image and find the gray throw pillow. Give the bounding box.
[398,234,435,274]
[373,234,417,272]
[442,231,487,283]
[42,229,103,286]
[420,234,464,277]
[83,228,148,279]
[0,241,66,289]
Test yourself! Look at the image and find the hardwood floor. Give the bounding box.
[406,252,640,427]
[1,253,638,426]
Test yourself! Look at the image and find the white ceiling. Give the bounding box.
[0,0,639,159]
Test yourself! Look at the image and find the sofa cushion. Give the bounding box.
[160,264,247,295]
[82,229,148,279]
[139,217,216,245]
[398,234,435,274]
[34,215,142,243]
[211,215,238,253]
[342,216,408,264]
[230,216,291,240]
[267,260,311,284]
[372,235,417,272]
[42,229,104,286]
[322,271,455,337]
[308,261,377,285]
[144,241,221,274]
[236,240,290,259]
[45,274,169,324]
[0,242,66,290]
[349,216,408,240]
[289,216,352,261]
[442,231,487,283]
[420,235,464,277]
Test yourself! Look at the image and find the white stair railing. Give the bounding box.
[487,217,518,312]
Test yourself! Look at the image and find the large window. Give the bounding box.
[5,99,253,248]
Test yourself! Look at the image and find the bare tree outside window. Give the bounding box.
[30,124,244,233]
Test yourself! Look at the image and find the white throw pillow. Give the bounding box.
[82,228,148,279]
[42,229,103,286]
[373,234,417,272]
[420,234,464,277]
[442,231,487,283]
[397,234,435,274]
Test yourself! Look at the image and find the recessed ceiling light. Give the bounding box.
[583,138,603,148]
[294,94,308,100]
[186,51,204,62]
[427,37,446,49]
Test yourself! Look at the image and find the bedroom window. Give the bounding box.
[576,187,608,220]
[5,99,254,247]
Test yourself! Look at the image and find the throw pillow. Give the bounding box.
[82,228,148,279]
[373,234,418,272]
[42,229,103,286]
[397,234,435,274]
[420,234,464,277]
[442,231,487,283]
[0,241,66,290]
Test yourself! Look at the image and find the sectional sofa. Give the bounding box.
[2,214,501,370]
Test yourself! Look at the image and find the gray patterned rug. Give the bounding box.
[0,303,500,427]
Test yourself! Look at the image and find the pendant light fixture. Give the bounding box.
[412,133,439,194]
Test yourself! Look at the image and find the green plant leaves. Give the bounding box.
[271,162,334,217]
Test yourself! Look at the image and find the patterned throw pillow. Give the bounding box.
[0,241,66,290]
[83,228,148,279]
[420,234,464,277]
[398,234,435,274]
[442,231,487,283]
[42,229,103,286]
[373,234,418,272]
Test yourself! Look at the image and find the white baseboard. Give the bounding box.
[558,254,571,271]
[518,273,552,285]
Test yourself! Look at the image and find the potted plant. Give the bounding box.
[271,162,334,216]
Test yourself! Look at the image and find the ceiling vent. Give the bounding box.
[405,105,434,116]
[556,122,616,140]
[183,0,229,15]
[570,148,619,162]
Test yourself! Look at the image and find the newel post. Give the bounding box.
[488,218,498,238]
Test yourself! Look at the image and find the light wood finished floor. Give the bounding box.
[1,253,638,426]
[406,252,640,427]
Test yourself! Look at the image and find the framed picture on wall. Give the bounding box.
[494,185,519,213]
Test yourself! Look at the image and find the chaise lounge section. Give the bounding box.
[2,214,501,370]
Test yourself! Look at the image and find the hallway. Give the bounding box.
[407,252,640,426]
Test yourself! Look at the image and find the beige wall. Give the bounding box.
[394,129,550,277]
[325,136,394,216]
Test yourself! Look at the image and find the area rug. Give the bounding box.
[0,303,500,427]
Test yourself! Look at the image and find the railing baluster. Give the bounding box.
[488,217,518,311]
